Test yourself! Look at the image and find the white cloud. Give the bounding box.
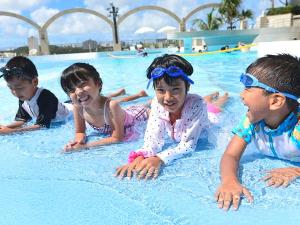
[0,16,38,37]
[0,0,45,11]
[156,0,212,18]
[53,14,111,34]
[30,6,59,25]
[15,24,30,36]
[0,0,46,48]
[83,0,132,14]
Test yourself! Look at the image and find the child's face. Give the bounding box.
[68,77,100,107]
[155,78,187,116]
[7,77,38,101]
[240,87,271,123]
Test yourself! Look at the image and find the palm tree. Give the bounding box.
[239,9,253,29]
[218,0,241,30]
[270,0,275,8]
[192,8,222,30]
[218,0,253,30]
[279,0,289,6]
[239,9,253,21]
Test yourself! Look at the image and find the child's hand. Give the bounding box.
[262,167,300,188]
[115,156,144,179]
[0,126,13,134]
[215,181,253,211]
[134,156,162,180]
[64,140,85,152]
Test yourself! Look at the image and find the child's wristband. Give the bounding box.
[128,151,145,163]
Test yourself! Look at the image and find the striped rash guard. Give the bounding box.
[233,108,300,162]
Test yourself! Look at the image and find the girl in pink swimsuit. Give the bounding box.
[204,91,229,123]
[60,63,149,152]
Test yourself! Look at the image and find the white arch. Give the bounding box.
[117,5,181,26]
[42,8,113,30]
[0,11,41,30]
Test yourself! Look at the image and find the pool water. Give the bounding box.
[0,51,299,225]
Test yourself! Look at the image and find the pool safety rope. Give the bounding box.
[178,43,256,57]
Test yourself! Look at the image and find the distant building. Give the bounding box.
[0,52,16,58]
[28,36,39,55]
[82,39,98,51]
[291,0,300,5]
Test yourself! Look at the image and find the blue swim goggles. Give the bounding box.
[0,66,24,78]
[240,73,300,103]
[147,66,194,89]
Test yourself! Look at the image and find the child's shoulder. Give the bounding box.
[109,99,121,108]
[291,107,300,140]
[37,88,58,100]
[185,93,205,105]
[182,94,206,114]
[296,107,300,122]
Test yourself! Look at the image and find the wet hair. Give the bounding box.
[246,54,300,110]
[3,56,38,82]
[146,54,193,90]
[60,63,103,93]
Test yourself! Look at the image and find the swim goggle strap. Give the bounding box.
[147,66,194,89]
[0,66,25,79]
[240,73,300,103]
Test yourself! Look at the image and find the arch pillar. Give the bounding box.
[112,28,121,51]
[38,29,50,55]
[179,18,186,32]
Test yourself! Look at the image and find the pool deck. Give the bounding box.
[257,40,300,57]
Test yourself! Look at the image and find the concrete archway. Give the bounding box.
[43,8,113,30]
[42,8,114,53]
[182,3,221,31]
[117,5,181,28]
[0,11,49,54]
[0,11,40,29]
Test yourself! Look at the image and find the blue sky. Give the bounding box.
[0,0,284,50]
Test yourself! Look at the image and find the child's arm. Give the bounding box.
[215,135,253,211]
[66,100,125,151]
[156,97,209,165]
[130,96,208,179]
[0,104,38,134]
[136,97,166,157]
[115,98,165,179]
[4,121,26,129]
[64,105,87,151]
[261,121,300,187]
[262,167,300,187]
[0,123,41,134]
[0,100,35,134]
[84,100,125,147]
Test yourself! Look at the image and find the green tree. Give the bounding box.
[218,0,253,30]
[192,8,222,30]
[279,0,289,6]
[239,9,253,21]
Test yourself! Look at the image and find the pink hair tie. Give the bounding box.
[128,151,144,163]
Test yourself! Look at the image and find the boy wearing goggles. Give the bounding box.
[0,56,72,134]
[215,54,300,211]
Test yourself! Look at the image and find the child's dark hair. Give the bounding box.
[146,54,193,90]
[246,54,300,111]
[61,63,103,93]
[3,56,38,81]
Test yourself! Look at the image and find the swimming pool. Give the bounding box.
[0,51,299,225]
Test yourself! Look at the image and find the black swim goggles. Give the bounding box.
[240,73,300,103]
[147,66,194,89]
[0,66,31,79]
